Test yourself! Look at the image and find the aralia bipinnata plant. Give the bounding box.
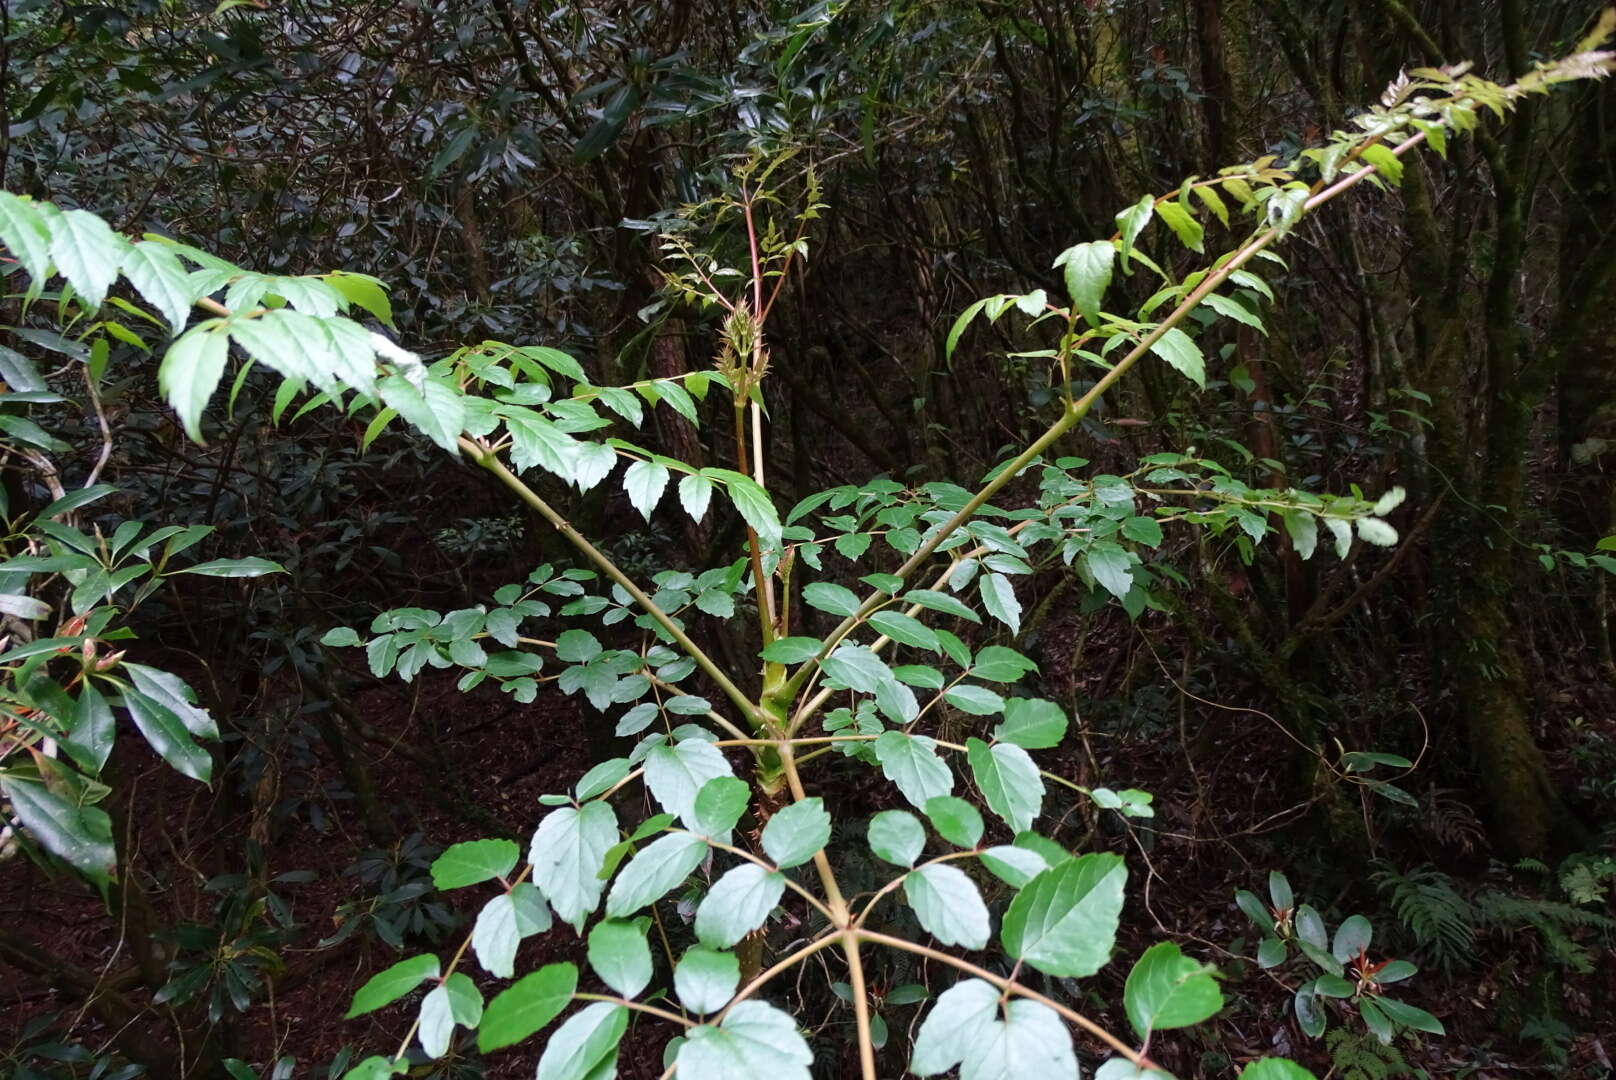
[1,20,1612,1080]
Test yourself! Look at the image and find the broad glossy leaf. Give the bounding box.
[1358,997,1393,1043]
[122,687,211,781]
[874,731,953,810]
[674,1000,812,1080]
[1331,914,1372,963]
[1375,997,1443,1034]
[674,946,740,1015]
[346,954,439,1018]
[1293,982,1326,1037]
[904,864,990,949]
[0,776,115,886]
[124,664,216,739]
[478,963,579,1051]
[528,802,618,930]
[967,738,1043,833]
[64,683,115,774]
[587,918,652,999]
[1294,904,1327,949]
[868,809,926,867]
[432,838,518,890]
[1123,942,1223,1039]
[1001,853,1127,977]
[761,797,831,869]
[174,556,284,578]
[694,863,784,949]
[535,1002,627,1080]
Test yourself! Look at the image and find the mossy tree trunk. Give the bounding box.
[1402,2,1583,859]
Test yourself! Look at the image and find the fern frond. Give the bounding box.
[1372,864,1478,972]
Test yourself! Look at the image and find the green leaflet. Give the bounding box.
[993,697,1068,749]
[1055,241,1115,328]
[924,795,984,849]
[967,738,1043,833]
[674,947,741,1015]
[158,322,229,443]
[694,863,785,949]
[1147,326,1205,388]
[977,572,1022,635]
[431,838,519,890]
[1123,942,1223,1040]
[674,1000,813,1080]
[911,979,1078,1080]
[346,954,440,1018]
[535,1002,627,1080]
[528,801,618,930]
[48,207,129,310]
[1001,853,1128,978]
[471,885,552,978]
[760,797,831,869]
[868,809,926,867]
[644,738,734,830]
[606,831,707,918]
[479,963,579,1051]
[587,918,652,999]
[874,731,954,810]
[904,864,990,949]
[623,459,671,519]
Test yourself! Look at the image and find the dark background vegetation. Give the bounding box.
[1,1,1614,1077]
